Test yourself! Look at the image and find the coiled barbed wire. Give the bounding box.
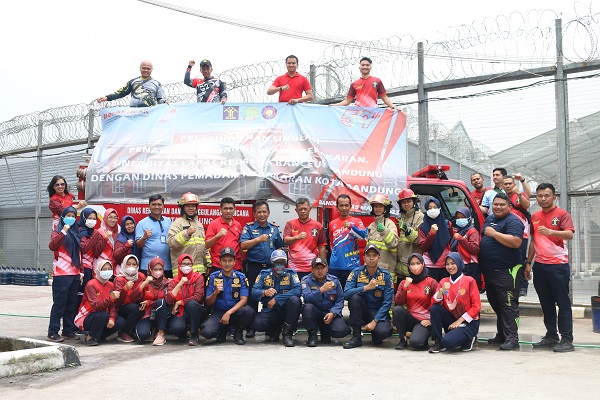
[2,5,600,154]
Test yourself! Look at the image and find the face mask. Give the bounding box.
[85,219,96,228]
[426,209,441,219]
[124,266,138,276]
[99,270,113,281]
[273,263,286,276]
[152,270,164,279]
[180,266,193,275]
[63,216,76,226]
[455,218,469,228]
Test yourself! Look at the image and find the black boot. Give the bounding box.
[306,330,318,347]
[282,323,295,347]
[320,332,331,344]
[343,327,362,349]
[245,329,255,338]
[268,326,281,342]
[233,327,246,345]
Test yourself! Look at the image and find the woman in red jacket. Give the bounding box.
[136,257,170,346]
[47,206,82,342]
[75,260,126,346]
[97,208,119,274]
[429,252,481,353]
[114,215,141,266]
[166,254,207,346]
[47,175,86,231]
[114,255,145,343]
[418,197,452,282]
[392,253,439,350]
[450,207,482,289]
[77,208,104,297]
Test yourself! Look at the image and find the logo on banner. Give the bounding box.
[223,106,239,120]
[242,107,259,121]
[261,106,277,120]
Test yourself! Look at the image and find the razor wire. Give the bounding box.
[2,5,600,155]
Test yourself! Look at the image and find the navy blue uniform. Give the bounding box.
[301,273,350,338]
[201,270,255,339]
[344,266,394,341]
[241,221,284,311]
[250,268,302,331]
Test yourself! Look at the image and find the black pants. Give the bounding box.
[77,268,93,305]
[201,306,256,339]
[169,300,208,339]
[48,275,80,336]
[83,311,126,341]
[119,302,144,337]
[533,262,573,342]
[518,238,529,292]
[329,269,352,291]
[246,262,270,312]
[347,295,392,342]
[462,263,481,288]
[136,298,169,342]
[250,296,302,332]
[430,304,480,348]
[427,267,450,282]
[296,271,310,281]
[483,266,522,343]
[392,306,431,349]
[301,303,350,338]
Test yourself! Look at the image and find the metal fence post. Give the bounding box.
[34,120,43,268]
[418,42,429,168]
[555,19,569,212]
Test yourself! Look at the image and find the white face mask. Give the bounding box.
[99,270,113,281]
[124,266,138,277]
[180,266,193,275]
[85,219,96,228]
[427,208,441,219]
[455,218,469,228]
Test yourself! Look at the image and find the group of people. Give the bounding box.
[45,169,576,353]
[96,55,397,109]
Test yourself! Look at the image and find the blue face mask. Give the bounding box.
[455,218,469,228]
[273,263,286,276]
[63,216,76,226]
[99,270,113,281]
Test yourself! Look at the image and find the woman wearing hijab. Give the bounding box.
[47,175,86,231]
[47,206,83,342]
[450,207,482,289]
[166,254,208,346]
[392,253,439,350]
[429,252,481,353]
[97,208,119,274]
[75,259,126,346]
[78,208,105,289]
[418,197,452,281]
[136,257,170,346]
[113,255,145,343]
[114,215,141,266]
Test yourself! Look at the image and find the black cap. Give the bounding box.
[364,244,380,254]
[200,59,212,67]
[311,257,328,268]
[220,247,235,258]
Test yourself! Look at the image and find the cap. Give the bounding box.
[270,249,287,263]
[200,59,212,67]
[364,244,380,254]
[311,257,328,268]
[220,247,236,258]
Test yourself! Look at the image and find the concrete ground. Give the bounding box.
[1,285,599,399]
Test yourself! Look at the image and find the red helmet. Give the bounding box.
[369,193,391,206]
[398,189,418,202]
[178,192,199,206]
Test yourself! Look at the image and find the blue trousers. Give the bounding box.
[83,311,126,342]
[430,304,479,348]
[301,303,350,338]
[201,305,256,339]
[119,302,144,337]
[136,298,169,342]
[250,296,302,332]
[48,275,80,336]
[169,300,208,339]
[347,295,392,342]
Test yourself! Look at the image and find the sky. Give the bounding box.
[0,0,588,130]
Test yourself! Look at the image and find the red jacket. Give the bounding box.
[453,227,480,265]
[166,273,205,317]
[113,274,145,305]
[49,230,81,276]
[395,277,439,321]
[74,278,118,329]
[418,224,452,268]
[81,230,106,271]
[432,274,481,322]
[136,278,170,319]
[114,240,132,266]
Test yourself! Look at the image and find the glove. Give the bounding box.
[377,222,385,232]
[398,220,408,233]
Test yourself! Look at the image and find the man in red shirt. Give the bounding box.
[267,55,313,105]
[284,198,327,280]
[526,183,575,352]
[331,57,397,109]
[470,172,491,207]
[206,197,242,272]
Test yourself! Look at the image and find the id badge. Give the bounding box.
[160,235,167,244]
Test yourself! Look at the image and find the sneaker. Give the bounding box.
[372,338,384,345]
[84,336,99,346]
[487,335,505,345]
[532,336,559,349]
[428,342,445,353]
[152,333,166,346]
[117,333,135,343]
[461,336,477,352]
[47,334,64,343]
[499,341,520,351]
[245,329,255,338]
[188,336,199,346]
[216,333,227,343]
[61,331,80,340]
[553,340,575,353]
[394,339,408,350]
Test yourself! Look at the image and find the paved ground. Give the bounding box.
[1,285,599,399]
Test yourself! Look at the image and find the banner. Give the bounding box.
[87,103,407,214]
